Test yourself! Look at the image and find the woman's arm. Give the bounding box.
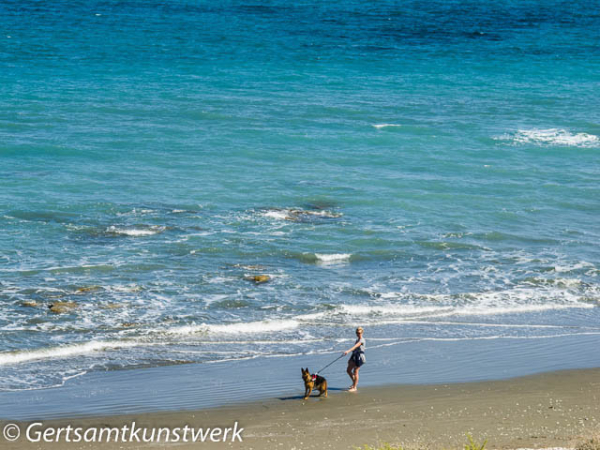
[343,341,361,355]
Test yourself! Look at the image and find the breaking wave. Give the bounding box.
[496,129,599,147]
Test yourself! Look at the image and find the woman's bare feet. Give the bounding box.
[348,387,357,392]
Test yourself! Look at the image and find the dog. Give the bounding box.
[301,367,327,400]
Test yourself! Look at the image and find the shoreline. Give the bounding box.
[3,367,599,450]
[3,332,600,421]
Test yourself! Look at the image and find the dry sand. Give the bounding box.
[3,368,599,450]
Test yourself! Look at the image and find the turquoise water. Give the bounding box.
[1,0,600,396]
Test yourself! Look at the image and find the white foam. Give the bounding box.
[208,319,300,334]
[106,284,143,293]
[294,311,330,321]
[340,304,450,316]
[299,210,342,218]
[168,319,300,336]
[314,253,352,264]
[497,129,599,147]
[373,123,402,129]
[116,208,156,217]
[334,286,595,322]
[0,371,89,392]
[261,208,342,221]
[0,263,113,274]
[552,261,594,273]
[0,340,141,366]
[455,302,593,316]
[106,225,165,237]
[263,210,289,220]
[206,276,235,284]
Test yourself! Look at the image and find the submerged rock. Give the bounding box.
[21,301,39,308]
[101,303,123,310]
[75,286,102,294]
[48,301,78,314]
[250,274,271,284]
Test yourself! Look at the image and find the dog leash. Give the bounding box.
[314,353,345,377]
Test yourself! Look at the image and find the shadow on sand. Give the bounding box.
[278,387,346,401]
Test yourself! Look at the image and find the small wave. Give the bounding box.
[372,123,402,130]
[335,298,594,323]
[496,129,599,147]
[314,253,352,264]
[106,225,166,237]
[295,252,353,265]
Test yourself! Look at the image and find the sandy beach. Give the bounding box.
[2,3,600,450]
[3,368,599,450]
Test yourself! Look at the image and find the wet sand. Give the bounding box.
[3,368,599,450]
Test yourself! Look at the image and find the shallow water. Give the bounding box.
[1,0,599,399]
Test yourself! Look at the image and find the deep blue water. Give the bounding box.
[1,0,599,397]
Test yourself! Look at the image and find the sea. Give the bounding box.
[1,0,599,418]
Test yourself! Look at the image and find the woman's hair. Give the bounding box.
[356,327,364,333]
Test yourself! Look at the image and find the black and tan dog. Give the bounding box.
[301,367,327,400]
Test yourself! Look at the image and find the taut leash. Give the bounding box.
[314,353,345,376]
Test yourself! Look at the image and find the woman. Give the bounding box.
[343,326,365,392]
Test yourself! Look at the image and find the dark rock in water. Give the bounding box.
[21,301,39,308]
[75,286,102,294]
[48,301,78,314]
[248,274,271,284]
[303,199,338,210]
[120,322,136,328]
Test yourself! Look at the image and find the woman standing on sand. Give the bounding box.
[344,326,365,392]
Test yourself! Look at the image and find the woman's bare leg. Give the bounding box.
[350,366,361,391]
[347,360,357,388]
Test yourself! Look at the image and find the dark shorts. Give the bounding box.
[351,352,365,367]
